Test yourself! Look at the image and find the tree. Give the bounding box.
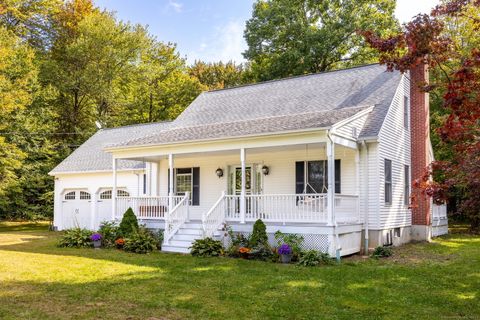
[123,41,202,124]
[43,7,150,141]
[188,60,247,90]
[243,0,399,81]
[0,0,60,48]
[0,27,34,200]
[362,0,480,231]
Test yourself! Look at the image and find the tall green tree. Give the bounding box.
[243,0,399,80]
[0,0,60,49]
[124,41,202,124]
[188,60,247,90]
[43,7,149,140]
[0,27,35,200]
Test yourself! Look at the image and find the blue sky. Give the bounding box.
[94,0,439,65]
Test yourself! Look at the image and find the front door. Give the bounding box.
[234,166,252,195]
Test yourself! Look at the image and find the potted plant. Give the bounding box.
[239,247,251,259]
[115,237,125,249]
[278,244,293,263]
[90,233,102,248]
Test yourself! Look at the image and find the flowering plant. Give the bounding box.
[115,238,125,248]
[239,247,251,254]
[278,244,292,255]
[90,233,102,241]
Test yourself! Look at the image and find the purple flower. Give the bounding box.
[90,233,102,241]
[278,244,292,255]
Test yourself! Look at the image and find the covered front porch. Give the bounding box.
[108,129,364,256]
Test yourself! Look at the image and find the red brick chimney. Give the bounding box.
[410,61,432,240]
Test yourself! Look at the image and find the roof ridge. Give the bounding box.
[172,105,370,130]
[100,120,172,131]
[205,63,383,94]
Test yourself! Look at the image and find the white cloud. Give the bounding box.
[187,20,246,64]
[167,0,183,13]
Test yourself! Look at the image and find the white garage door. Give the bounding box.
[96,189,130,228]
[62,190,92,229]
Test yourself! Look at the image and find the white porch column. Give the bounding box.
[240,148,246,224]
[326,139,335,226]
[112,158,118,220]
[168,154,174,213]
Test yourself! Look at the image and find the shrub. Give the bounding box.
[151,229,164,250]
[297,250,334,267]
[190,237,223,257]
[249,219,268,247]
[249,243,273,261]
[58,228,93,248]
[119,207,139,236]
[274,231,304,258]
[372,246,393,258]
[98,221,119,247]
[123,228,157,254]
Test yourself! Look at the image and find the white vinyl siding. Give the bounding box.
[335,112,370,139]
[377,74,412,229]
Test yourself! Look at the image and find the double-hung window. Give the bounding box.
[385,159,392,204]
[170,167,200,205]
[295,160,341,194]
[175,168,193,197]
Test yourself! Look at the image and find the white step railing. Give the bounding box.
[224,193,359,224]
[202,191,226,238]
[115,196,183,220]
[164,193,190,244]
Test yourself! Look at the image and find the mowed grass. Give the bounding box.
[0,222,479,320]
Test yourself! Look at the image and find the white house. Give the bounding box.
[49,63,448,256]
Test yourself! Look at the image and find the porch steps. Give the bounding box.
[162,220,220,254]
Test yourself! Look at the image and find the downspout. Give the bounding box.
[362,141,369,255]
[327,130,341,262]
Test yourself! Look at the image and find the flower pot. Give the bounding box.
[280,254,292,264]
[93,240,101,249]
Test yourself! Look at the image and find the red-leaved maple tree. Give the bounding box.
[362,0,480,231]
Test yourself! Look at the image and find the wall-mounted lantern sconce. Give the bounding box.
[216,168,224,178]
[262,165,269,175]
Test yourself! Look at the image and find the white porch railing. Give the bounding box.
[164,193,190,244]
[432,203,447,219]
[115,196,183,220]
[202,192,226,238]
[224,193,359,224]
[335,195,361,223]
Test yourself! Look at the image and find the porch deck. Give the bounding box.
[115,193,362,256]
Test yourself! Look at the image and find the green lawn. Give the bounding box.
[0,223,479,320]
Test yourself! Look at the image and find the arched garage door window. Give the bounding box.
[79,191,91,200]
[99,189,130,199]
[117,190,130,197]
[64,191,76,200]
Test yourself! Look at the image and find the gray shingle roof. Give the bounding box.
[50,122,170,174]
[53,64,402,174]
[114,106,370,147]
[110,64,402,148]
